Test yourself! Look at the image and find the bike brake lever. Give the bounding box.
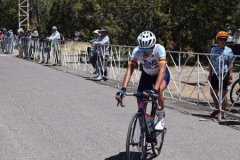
[117,99,125,107]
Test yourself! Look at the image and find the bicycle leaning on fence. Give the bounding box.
[117,92,166,160]
[230,69,240,106]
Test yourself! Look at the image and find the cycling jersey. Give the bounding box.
[210,46,233,74]
[130,44,166,76]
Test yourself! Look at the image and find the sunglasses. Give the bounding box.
[140,48,153,53]
[218,38,227,42]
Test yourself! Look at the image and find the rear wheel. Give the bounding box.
[151,114,165,157]
[230,79,240,106]
[126,112,146,160]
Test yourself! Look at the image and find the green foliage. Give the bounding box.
[0,0,18,32]
[1,0,240,52]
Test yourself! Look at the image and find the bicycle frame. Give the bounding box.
[122,92,166,159]
[119,92,159,142]
[138,98,158,143]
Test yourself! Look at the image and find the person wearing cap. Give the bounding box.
[208,31,234,119]
[88,29,100,74]
[93,27,110,80]
[47,26,61,66]
[29,30,39,61]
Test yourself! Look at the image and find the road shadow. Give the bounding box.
[105,151,155,160]
[86,77,108,81]
[181,81,207,86]
[192,113,217,121]
[219,120,240,125]
[105,152,128,160]
[192,113,240,127]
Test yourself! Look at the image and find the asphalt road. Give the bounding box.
[0,53,240,160]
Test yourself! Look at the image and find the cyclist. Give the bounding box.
[115,31,170,130]
[208,31,233,119]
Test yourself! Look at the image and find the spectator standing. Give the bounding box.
[208,31,234,119]
[17,28,25,58]
[25,30,32,59]
[39,30,50,64]
[2,28,8,53]
[88,29,100,74]
[47,26,61,66]
[30,30,39,61]
[93,27,110,81]
[0,31,3,52]
[7,30,14,54]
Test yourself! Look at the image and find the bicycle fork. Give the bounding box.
[140,114,146,146]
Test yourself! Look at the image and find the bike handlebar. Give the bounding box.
[116,92,158,107]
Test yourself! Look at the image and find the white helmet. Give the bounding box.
[137,31,156,48]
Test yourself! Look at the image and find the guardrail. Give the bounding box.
[16,38,240,121]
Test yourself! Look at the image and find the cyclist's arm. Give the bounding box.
[153,59,166,91]
[122,60,137,88]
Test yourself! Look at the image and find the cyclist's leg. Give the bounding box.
[155,68,170,130]
[137,71,156,112]
[158,68,170,111]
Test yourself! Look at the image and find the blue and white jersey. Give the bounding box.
[210,46,233,74]
[130,44,166,76]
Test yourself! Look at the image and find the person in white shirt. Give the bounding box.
[92,28,110,80]
[47,26,61,65]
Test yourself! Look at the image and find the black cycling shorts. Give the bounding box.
[210,73,229,90]
[137,69,170,92]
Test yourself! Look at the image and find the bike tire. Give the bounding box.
[230,79,240,106]
[126,112,146,160]
[141,116,147,160]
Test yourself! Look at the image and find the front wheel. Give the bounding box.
[151,114,166,157]
[126,112,146,160]
[230,79,240,106]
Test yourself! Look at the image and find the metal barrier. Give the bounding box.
[17,39,240,121]
[61,43,240,121]
[16,37,62,65]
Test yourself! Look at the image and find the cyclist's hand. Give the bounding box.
[115,87,126,100]
[143,89,158,97]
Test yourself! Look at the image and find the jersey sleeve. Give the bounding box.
[155,45,166,60]
[130,47,140,61]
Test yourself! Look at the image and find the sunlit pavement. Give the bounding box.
[0,52,240,160]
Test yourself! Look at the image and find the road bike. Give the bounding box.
[230,71,240,106]
[117,92,166,160]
